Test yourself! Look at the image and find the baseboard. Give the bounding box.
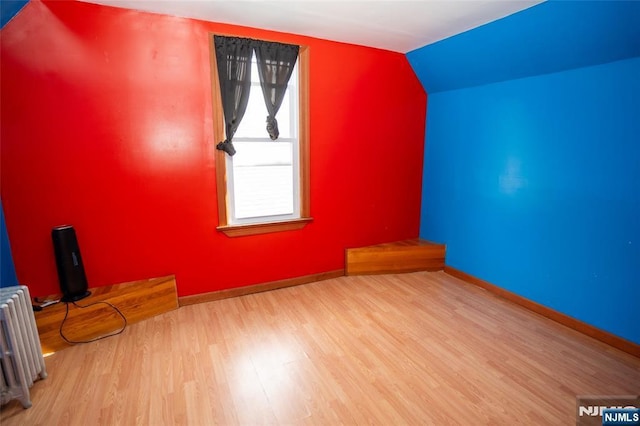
[178,269,345,306]
[444,266,640,358]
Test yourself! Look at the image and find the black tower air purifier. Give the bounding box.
[52,225,91,302]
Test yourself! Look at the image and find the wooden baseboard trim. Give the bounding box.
[444,266,639,358]
[178,269,345,306]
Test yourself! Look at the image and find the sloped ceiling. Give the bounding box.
[407,0,640,93]
[79,0,543,53]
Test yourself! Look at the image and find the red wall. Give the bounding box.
[0,0,426,297]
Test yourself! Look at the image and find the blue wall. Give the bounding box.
[408,0,640,345]
[418,57,639,344]
[1,0,29,28]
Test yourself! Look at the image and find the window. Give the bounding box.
[211,36,311,237]
[229,58,298,223]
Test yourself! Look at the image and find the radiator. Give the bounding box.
[0,285,47,408]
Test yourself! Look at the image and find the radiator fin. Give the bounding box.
[0,285,47,409]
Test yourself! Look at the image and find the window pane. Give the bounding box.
[234,60,296,139]
[275,92,292,139]
[233,165,294,218]
[233,141,292,166]
[234,83,268,139]
[232,142,294,219]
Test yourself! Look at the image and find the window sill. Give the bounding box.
[217,217,313,237]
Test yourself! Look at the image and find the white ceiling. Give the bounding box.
[81,0,543,53]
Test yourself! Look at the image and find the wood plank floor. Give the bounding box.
[2,271,638,425]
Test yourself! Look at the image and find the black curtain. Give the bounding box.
[214,36,254,156]
[254,41,299,140]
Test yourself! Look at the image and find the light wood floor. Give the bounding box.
[2,271,638,425]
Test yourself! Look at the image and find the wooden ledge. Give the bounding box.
[345,239,446,275]
[35,275,178,355]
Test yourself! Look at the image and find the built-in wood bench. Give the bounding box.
[34,275,178,355]
[345,239,446,275]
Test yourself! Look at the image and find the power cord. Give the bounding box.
[59,300,127,344]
